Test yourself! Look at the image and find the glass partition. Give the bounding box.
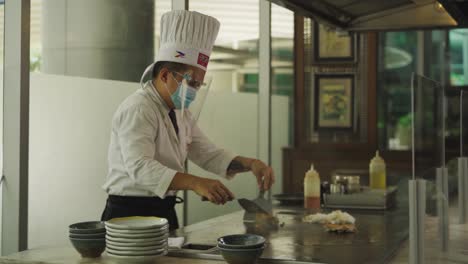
[378,32,419,151]
[438,89,468,262]
[419,84,468,262]
[412,74,444,180]
[411,74,445,220]
[410,73,457,262]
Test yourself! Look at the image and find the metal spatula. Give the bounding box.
[238,182,272,215]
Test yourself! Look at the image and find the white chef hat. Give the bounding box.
[156,10,220,70]
[140,10,220,87]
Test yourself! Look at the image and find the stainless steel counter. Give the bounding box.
[169,184,409,264]
[1,179,409,264]
[0,204,409,264]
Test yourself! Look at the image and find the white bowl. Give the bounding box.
[106,250,167,263]
[106,242,167,252]
[106,238,167,248]
[106,229,168,239]
[106,234,168,244]
[105,216,168,230]
[105,225,168,234]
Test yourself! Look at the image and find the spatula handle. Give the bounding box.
[259,179,265,198]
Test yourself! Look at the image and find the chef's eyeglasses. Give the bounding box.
[171,71,205,90]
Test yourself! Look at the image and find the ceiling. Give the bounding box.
[268,0,466,32]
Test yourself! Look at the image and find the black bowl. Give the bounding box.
[69,221,105,234]
[69,232,106,239]
[218,245,265,264]
[217,242,264,250]
[69,237,105,258]
[217,234,265,249]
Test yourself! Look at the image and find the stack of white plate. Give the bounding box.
[105,216,169,262]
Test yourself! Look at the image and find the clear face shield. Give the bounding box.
[169,72,213,127]
[139,63,213,128]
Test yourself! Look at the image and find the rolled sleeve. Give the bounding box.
[153,168,178,198]
[217,150,238,179]
[116,105,178,198]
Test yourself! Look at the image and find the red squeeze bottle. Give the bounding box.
[304,164,321,209]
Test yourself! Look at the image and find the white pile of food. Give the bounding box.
[303,210,356,233]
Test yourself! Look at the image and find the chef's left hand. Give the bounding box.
[250,159,275,191]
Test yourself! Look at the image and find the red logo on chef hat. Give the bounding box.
[197,53,209,67]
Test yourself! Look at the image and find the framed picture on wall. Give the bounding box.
[313,22,356,64]
[315,74,354,130]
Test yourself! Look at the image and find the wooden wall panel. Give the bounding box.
[284,28,414,193]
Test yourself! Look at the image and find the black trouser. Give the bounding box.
[101,195,182,230]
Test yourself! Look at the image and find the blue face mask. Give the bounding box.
[171,82,197,109]
[166,72,197,109]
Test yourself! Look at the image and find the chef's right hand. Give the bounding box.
[193,178,235,205]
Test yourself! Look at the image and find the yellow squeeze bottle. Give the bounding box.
[370,151,386,190]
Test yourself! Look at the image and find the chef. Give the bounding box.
[101,10,274,230]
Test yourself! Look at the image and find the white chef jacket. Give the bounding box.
[102,82,237,198]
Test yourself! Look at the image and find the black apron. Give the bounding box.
[101,195,183,230]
